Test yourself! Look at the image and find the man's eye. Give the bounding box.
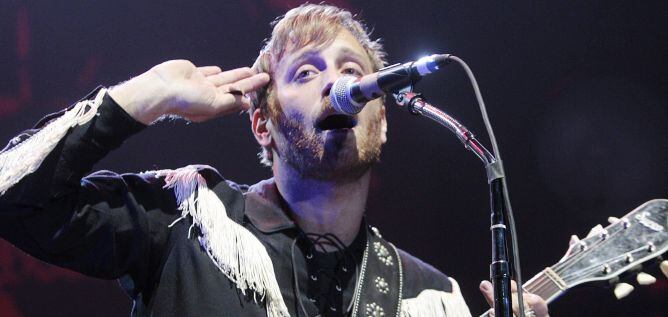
[343,67,363,77]
[294,69,315,81]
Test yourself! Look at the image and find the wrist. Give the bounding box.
[108,72,168,125]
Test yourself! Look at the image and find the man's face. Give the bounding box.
[268,29,387,180]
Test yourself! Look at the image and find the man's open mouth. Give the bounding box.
[316,114,357,131]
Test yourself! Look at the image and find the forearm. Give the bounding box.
[0,58,269,205]
[0,59,269,285]
[0,87,146,211]
[0,88,159,281]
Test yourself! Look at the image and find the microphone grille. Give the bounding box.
[330,75,363,115]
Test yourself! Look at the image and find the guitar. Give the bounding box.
[481,198,668,316]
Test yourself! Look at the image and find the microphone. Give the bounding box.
[330,54,451,114]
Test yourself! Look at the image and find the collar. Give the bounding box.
[243,178,374,243]
[244,178,297,233]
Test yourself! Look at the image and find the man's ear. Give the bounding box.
[380,105,388,144]
[251,108,272,147]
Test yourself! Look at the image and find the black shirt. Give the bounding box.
[0,88,470,316]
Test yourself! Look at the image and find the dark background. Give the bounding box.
[1,0,666,316]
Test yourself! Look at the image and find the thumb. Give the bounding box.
[480,280,495,307]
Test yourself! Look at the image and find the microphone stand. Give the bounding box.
[395,91,513,317]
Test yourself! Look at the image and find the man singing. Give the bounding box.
[0,4,547,317]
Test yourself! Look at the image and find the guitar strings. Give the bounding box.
[524,204,664,300]
[530,221,629,293]
[558,245,651,281]
[529,230,656,299]
[551,221,627,273]
[523,272,559,300]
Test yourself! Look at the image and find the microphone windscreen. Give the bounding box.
[330,75,364,115]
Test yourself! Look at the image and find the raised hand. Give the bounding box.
[109,60,270,124]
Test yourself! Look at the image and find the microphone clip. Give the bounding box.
[393,90,424,116]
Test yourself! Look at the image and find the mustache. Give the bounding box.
[319,98,334,116]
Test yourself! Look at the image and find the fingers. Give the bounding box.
[174,64,270,121]
[198,66,222,76]
[479,280,518,305]
[212,72,270,112]
[480,280,550,317]
[522,293,549,317]
[201,65,270,95]
[213,91,250,114]
[207,67,255,87]
[224,72,270,95]
[480,280,495,307]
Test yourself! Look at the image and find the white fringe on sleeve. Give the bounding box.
[156,166,290,317]
[0,88,107,195]
[400,278,472,317]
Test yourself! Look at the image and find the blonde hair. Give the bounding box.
[250,3,387,166]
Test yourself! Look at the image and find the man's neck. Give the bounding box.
[272,161,370,250]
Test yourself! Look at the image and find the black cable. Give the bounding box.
[448,55,526,317]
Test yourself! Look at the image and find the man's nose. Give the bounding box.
[321,69,341,98]
[321,81,334,98]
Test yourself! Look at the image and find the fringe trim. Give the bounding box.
[400,278,472,317]
[0,88,107,196]
[156,166,290,317]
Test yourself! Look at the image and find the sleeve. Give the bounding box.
[0,87,179,296]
